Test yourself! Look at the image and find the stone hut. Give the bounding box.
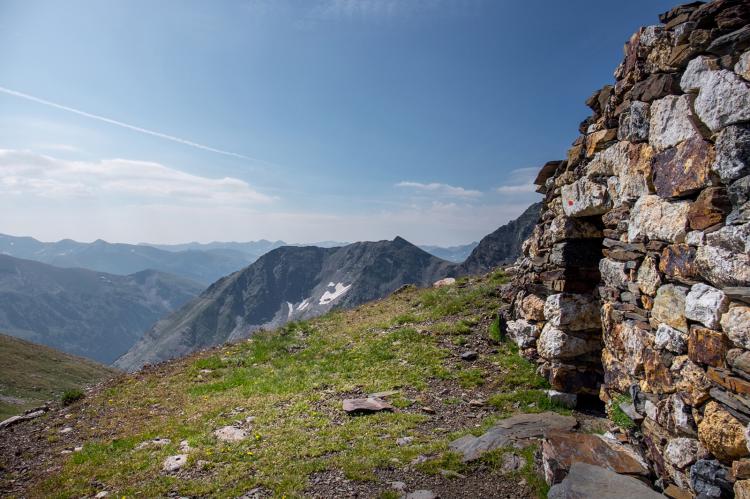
[502,0,750,495]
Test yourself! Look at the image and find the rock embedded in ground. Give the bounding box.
[547,462,663,499]
[342,397,394,415]
[214,426,248,442]
[541,431,649,485]
[546,390,577,409]
[432,277,456,288]
[405,491,437,499]
[449,412,577,462]
[162,454,188,472]
[460,351,478,361]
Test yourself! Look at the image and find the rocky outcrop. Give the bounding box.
[501,0,750,495]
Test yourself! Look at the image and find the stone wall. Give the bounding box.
[502,0,750,495]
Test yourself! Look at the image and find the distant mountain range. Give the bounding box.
[0,255,203,363]
[0,235,250,284]
[0,234,478,283]
[115,237,454,370]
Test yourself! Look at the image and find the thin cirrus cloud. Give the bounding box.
[0,85,257,162]
[395,181,482,198]
[0,149,274,205]
[495,166,539,194]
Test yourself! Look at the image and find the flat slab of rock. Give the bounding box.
[433,277,456,288]
[0,409,46,430]
[542,430,649,485]
[449,412,577,462]
[342,397,394,415]
[214,425,248,442]
[547,463,664,499]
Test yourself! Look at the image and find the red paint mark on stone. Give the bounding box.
[568,200,574,206]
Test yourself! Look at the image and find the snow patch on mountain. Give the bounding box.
[319,283,351,305]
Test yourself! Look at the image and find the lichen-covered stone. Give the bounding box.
[561,178,611,218]
[537,323,600,360]
[544,293,601,331]
[519,294,546,322]
[649,94,701,151]
[688,187,731,230]
[659,244,698,282]
[672,356,710,406]
[713,124,750,184]
[695,224,750,287]
[688,327,727,367]
[728,176,750,225]
[653,284,689,332]
[655,323,688,354]
[722,304,750,350]
[737,50,750,80]
[685,283,729,330]
[637,255,662,296]
[698,401,749,462]
[665,437,702,469]
[652,137,714,199]
[628,195,690,243]
[618,101,650,143]
[586,128,618,157]
[599,258,629,289]
[693,70,750,133]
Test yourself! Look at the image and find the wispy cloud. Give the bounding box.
[0,149,274,204]
[396,181,482,198]
[0,85,255,161]
[495,166,539,194]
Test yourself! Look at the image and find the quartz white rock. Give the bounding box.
[693,70,750,133]
[681,56,719,93]
[506,319,540,349]
[561,178,611,217]
[544,293,601,331]
[685,283,729,330]
[628,195,690,243]
[649,95,700,151]
[537,323,600,360]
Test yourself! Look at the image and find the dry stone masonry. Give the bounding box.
[502,0,750,496]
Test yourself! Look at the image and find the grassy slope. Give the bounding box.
[13,271,570,498]
[0,333,119,419]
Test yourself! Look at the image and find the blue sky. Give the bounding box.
[0,0,676,245]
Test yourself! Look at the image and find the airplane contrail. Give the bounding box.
[0,85,255,161]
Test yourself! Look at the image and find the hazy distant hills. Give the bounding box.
[419,242,478,263]
[0,234,251,284]
[0,254,203,364]
[116,237,454,371]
